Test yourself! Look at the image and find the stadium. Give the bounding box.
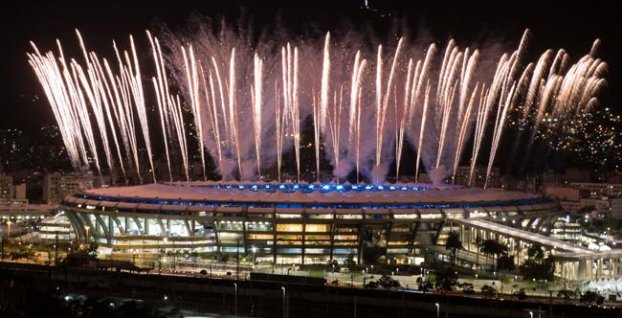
[60,182,560,266]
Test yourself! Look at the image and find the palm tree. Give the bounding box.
[475,236,483,269]
[445,231,463,264]
[480,239,508,271]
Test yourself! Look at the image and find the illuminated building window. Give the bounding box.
[334,242,356,246]
[221,247,244,253]
[305,248,329,254]
[276,224,303,232]
[337,214,362,219]
[307,214,333,219]
[394,214,418,219]
[305,241,331,246]
[277,234,303,240]
[246,222,273,231]
[334,235,357,240]
[388,241,409,246]
[276,240,302,245]
[276,214,301,218]
[387,248,409,254]
[335,227,356,233]
[219,233,243,243]
[392,227,410,232]
[333,248,356,254]
[306,234,330,240]
[277,248,302,254]
[305,224,328,232]
[248,233,273,240]
[420,213,442,219]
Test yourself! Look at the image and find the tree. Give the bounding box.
[520,244,554,281]
[480,239,508,270]
[416,276,433,293]
[377,274,400,288]
[362,246,386,264]
[9,246,35,261]
[497,255,516,272]
[519,258,555,281]
[475,236,483,268]
[481,284,497,297]
[527,244,545,260]
[364,280,379,289]
[460,282,475,295]
[344,254,357,272]
[85,243,99,260]
[445,231,463,264]
[434,268,459,292]
[580,291,604,306]
[513,288,528,300]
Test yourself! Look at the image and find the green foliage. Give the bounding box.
[519,258,555,281]
[344,254,357,271]
[218,253,230,263]
[85,243,98,259]
[377,274,400,288]
[580,291,605,306]
[309,269,325,278]
[459,282,475,294]
[362,246,386,264]
[416,276,433,292]
[480,240,508,257]
[445,231,463,264]
[9,246,35,260]
[481,284,497,297]
[364,280,379,289]
[513,288,527,300]
[479,239,509,271]
[497,255,516,272]
[527,244,545,260]
[434,268,459,292]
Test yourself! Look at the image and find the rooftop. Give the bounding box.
[80,182,542,206]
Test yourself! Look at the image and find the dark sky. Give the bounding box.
[1,0,620,137]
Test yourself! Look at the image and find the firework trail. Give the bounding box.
[28,24,607,186]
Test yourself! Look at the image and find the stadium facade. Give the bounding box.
[60,182,560,265]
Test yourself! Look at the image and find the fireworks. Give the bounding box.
[27,24,608,186]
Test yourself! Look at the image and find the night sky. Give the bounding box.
[1,0,620,138]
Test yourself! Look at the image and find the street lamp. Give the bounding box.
[251,246,257,266]
[281,286,287,318]
[84,225,90,245]
[233,282,238,315]
[435,302,440,318]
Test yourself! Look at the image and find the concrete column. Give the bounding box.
[587,259,593,280]
[578,260,587,280]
